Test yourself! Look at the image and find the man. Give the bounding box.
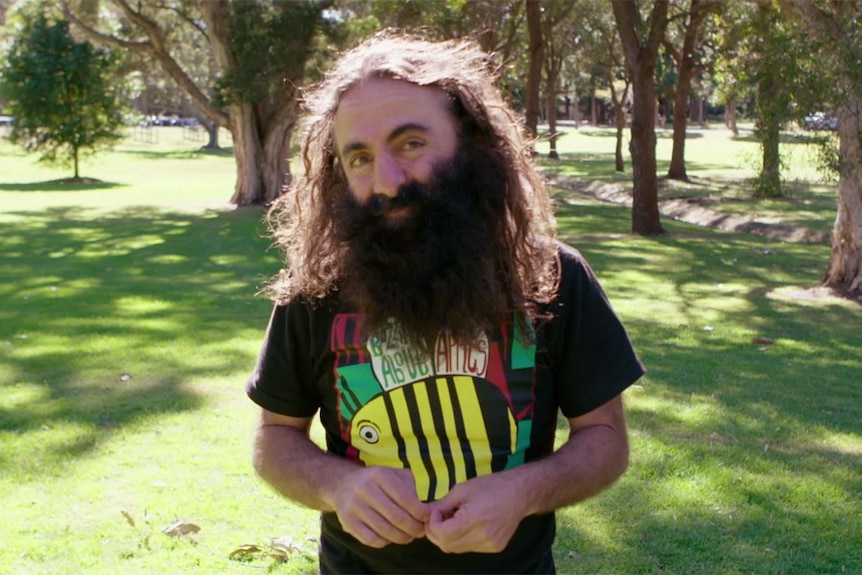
[247,34,644,574]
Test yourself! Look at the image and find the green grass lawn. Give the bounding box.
[1,126,860,574]
[538,122,839,236]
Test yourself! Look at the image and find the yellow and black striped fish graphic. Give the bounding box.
[348,374,516,502]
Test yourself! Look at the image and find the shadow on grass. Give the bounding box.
[552,199,862,573]
[0,204,279,478]
[731,131,828,145]
[116,146,235,160]
[571,127,705,140]
[0,180,126,192]
[541,153,729,184]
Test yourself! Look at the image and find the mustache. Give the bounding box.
[363,180,428,219]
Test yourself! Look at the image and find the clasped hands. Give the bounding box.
[330,466,527,554]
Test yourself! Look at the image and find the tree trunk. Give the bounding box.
[614,109,626,172]
[591,93,598,126]
[667,0,709,181]
[546,83,559,160]
[667,57,694,180]
[823,103,862,294]
[629,60,664,234]
[205,121,220,150]
[525,0,543,140]
[260,99,299,203]
[755,70,782,198]
[229,102,264,205]
[613,0,667,235]
[725,99,738,135]
[608,76,628,172]
[757,119,782,198]
[227,100,298,206]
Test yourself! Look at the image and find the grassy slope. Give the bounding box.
[1,126,859,574]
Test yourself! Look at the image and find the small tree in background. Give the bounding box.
[0,8,125,181]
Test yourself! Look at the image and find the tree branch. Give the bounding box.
[105,0,230,127]
[780,0,842,42]
[612,0,640,74]
[646,0,670,53]
[62,3,151,52]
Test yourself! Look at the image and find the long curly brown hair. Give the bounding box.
[267,33,559,324]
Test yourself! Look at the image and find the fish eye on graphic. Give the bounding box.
[357,420,380,444]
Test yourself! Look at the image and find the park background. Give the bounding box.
[2,1,861,574]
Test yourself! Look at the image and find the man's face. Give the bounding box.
[333,77,460,219]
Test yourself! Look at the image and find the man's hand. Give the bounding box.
[425,472,528,554]
[425,396,630,554]
[254,410,430,549]
[329,466,430,549]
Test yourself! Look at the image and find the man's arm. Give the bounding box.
[425,395,629,554]
[252,409,430,548]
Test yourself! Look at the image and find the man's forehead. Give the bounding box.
[332,77,456,151]
[334,78,451,121]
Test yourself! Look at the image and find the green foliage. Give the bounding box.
[0,6,125,178]
[215,1,328,106]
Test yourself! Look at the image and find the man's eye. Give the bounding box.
[349,154,371,168]
[401,139,425,152]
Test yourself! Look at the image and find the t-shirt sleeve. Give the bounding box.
[548,242,645,418]
[246,302,321,418]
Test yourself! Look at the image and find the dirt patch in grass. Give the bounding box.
[550,177,830,245]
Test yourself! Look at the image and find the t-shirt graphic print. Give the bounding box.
[330,313,537,502]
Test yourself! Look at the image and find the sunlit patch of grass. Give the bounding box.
[2,129,860,574]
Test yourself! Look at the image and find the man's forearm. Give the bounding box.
[518,420,629,516]
[253,420,432,548]
[253,423,358,512]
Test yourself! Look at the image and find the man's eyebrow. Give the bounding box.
[339,122,430,157]
[386,122,430,143]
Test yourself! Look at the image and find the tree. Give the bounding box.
[334,0,526,90]
[712,5,752,136]
[664,0,719,181]
[782,0,862,295]
[541,0,577,160]
[65,0,329,206]
[524,0,543,139]
[613,0,669,235]
[747,1,806,198]
[580,5,630,171]
[0,7,125,180]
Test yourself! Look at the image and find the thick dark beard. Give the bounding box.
[332,150,511,352]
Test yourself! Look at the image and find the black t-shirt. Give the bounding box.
[247,241,645,574]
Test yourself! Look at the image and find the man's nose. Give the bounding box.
[373,153,406,198]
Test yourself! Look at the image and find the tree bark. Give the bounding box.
[613,0,668,235]
[525,0,543,140]
[260,99,299,203]
[725,98,738,135]
[823,98,862,293]
[755,60,782,198]
[547,91,559,159]
[607,71,629,172]
[614,104,626,172]
[666,0,711,181]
